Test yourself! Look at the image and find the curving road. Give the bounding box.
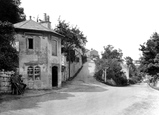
[1,60,159,115]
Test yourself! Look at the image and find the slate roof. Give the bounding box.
[14,19,63,37]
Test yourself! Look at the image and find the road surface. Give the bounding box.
[0,60,159,115]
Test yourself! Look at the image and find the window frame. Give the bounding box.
[52,39,58,56]
[28,38,34,49]
[25,32,42,51]
[27,66,34,81]
[27,65,41,81]
[34,66,41,80]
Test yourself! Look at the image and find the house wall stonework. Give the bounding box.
[15,32,62,89]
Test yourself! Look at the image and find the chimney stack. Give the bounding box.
[47,16,50,22]
[44,13,47,21]
[40,13,51,29]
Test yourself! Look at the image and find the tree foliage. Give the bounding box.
[102,45,123,61]
[54,19,87,49]
[139,32,159,76]
[54,19,87,62]
[95,45,127,86]
[0,0,25,23]
[125,56,137,77]
[0,0,25,70]
[0,21,18,70]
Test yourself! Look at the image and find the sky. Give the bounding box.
[21,0,159,60]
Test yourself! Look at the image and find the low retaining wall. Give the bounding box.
[0,71,14,94]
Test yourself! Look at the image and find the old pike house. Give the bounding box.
[13,14,64,89]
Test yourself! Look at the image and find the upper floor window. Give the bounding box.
[52,40,57,56]
[28,38,34,49]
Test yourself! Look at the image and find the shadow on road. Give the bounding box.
[0,92,75,113]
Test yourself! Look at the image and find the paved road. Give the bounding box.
[1,60,159,115]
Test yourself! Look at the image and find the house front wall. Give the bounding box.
[47,35,62,87]
[15,32,61,89]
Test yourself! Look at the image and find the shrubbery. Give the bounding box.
[94,45,128,86]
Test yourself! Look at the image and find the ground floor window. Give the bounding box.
[35,66,40,80]
[27,65,41,80]
[28,66,34,80]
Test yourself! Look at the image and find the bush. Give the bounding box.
[129,77,139,84]
[94,69,104,82]
[113,75,128,86]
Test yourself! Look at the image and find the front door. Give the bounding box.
[52,66,58,87]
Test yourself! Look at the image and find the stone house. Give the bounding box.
[13,16,64,89]
[90,49,99,60]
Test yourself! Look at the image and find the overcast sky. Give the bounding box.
[21,0,159,60]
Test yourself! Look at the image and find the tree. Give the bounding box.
[0,0,26,24]
[54,19,87,61]
[0,21,18,70]
[125,56,133,65]
[139,32,159,76]
[95,45,127,86]
[102,45,123,61]
[125,56,137,77]
[124,56,142,84]
[0,0,25,71]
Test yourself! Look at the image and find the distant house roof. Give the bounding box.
[90,50,99,56]
[14,19,64,37]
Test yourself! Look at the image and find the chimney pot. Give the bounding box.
[48,16,50,22]
[44,13,47,21]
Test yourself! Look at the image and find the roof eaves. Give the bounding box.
[14,27,65,38]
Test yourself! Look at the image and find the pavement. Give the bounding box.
[0,88,58,99]
[0,79,74,102]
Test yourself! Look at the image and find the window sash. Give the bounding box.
[52,40,57,56]
[28,38,33,49]
[27,66,41,80]
[27,37,34,50]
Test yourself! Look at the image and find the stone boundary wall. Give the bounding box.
[0,71,14,94]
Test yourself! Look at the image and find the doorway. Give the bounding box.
[52,66,58,87]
